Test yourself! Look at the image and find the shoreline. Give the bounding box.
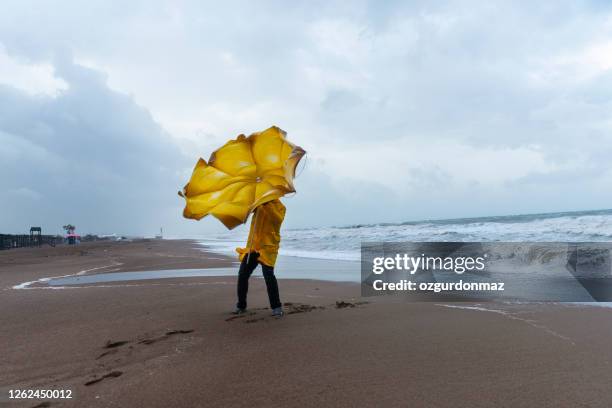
[7,240,362,290]
[3,240,612,407]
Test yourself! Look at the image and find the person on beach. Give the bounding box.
[234,199,286,317]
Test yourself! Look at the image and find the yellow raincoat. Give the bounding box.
[236,199,285,267]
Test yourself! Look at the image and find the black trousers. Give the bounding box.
[236,252,281,310]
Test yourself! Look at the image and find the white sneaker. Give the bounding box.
[232,307,246,315]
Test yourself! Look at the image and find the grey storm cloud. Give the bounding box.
[0,55,186,235]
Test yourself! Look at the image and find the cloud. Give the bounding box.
[7,187,42,201]
[0,45,67,97]
[2,0,612,235]
[0,54,188,235]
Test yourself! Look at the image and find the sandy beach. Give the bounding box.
[2,240,612,407]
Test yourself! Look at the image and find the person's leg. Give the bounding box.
[236,253,259,310]
[261,263,282,309]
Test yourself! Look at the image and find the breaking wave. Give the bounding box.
[199,209,612,261]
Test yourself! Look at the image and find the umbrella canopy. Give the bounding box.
[179,126,306,229]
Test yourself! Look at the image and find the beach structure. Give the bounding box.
[30,227,42,246]
[0,228,57,250]
[62,224,80,244]
[65,233,81,245]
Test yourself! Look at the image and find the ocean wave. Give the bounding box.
[198,209,612,262]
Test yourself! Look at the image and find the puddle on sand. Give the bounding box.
[46,268,238,286]
[12,257,361,289]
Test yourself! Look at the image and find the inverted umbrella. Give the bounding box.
[179,126,306,229]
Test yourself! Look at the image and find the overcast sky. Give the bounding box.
[2,0,612,236]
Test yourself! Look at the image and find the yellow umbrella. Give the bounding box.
[179,126,306,229]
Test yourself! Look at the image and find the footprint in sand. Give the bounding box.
[166,329,194,335]
[245,317,266,323]
[335,300,369,309]
[225,312,256,322]
[138,329,195,345]
[285,302,325,314]
[84,370,123,386]
[226,302,326,324]
[90,330,194,386]
[96,330,194,357]
[105,340,129,348]
[96,348,119,360]
[225,301,370,324]
[96,339,130,359]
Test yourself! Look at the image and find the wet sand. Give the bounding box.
[2,240,612,407]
